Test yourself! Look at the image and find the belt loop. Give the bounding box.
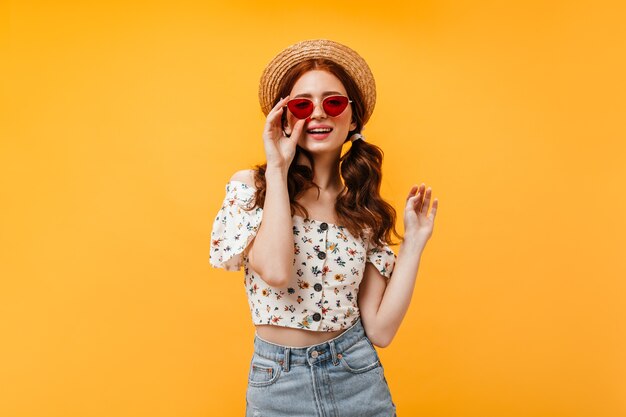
[283,347,291,372]
[329,340,339,366]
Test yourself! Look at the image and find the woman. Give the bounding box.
[210,39,438,416]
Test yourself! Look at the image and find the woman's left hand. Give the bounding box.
[403,183,439,247]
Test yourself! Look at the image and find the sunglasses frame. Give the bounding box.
[284,95,353,120]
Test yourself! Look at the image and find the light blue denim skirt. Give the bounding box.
[246,317,397,417]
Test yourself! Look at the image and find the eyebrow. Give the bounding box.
[293,91,344,98]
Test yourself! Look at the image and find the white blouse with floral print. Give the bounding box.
[209,180,397,332]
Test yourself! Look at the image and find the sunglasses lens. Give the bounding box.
[287,99,314,119]
[323,96,349,116]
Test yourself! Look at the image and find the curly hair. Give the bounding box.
[249,58,402,247]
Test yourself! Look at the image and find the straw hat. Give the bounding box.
[258,39,377,125]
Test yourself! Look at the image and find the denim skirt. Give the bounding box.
[246,317,397,417]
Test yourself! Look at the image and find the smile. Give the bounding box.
[306,128,333,134]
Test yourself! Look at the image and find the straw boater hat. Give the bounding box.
[258,39,377,125]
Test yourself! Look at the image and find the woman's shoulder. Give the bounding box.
[229,169,257,189]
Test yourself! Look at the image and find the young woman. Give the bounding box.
[210,39,438,417]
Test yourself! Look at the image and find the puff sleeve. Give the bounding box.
[366,238,397,280]
[209,181,263,271]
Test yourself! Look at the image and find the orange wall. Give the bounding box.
[1,1,625,416]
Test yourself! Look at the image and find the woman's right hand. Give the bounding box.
[262,95,306,171]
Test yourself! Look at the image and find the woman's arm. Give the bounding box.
[358,183,438,347]
[357,238,425,348]
[234,167,293,287]
[244,96,306,287]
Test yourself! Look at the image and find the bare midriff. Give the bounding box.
[254,324,348,348]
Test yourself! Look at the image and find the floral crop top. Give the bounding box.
[209,180,397,332]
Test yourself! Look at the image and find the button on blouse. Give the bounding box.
[209,180,397,332]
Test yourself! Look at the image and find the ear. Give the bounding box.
[350,120,357,131]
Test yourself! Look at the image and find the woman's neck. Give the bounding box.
[296,152,343,192]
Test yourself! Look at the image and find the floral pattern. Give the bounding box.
[210,180,397,332]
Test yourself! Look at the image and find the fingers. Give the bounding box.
[406,183,438,219]
[288,118,306,142]
[270,95,290,113]
[410,184,425,211]
[430,198,438,219]
[413,190,423,213]
[420,186,432,215]
[406,185,419,201]
[265,96,290,127]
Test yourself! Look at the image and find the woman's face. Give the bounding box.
[284,69,357,154]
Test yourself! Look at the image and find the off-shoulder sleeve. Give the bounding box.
[209,180,263,271]
[366,239,397,280]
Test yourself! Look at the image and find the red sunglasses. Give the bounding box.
[285,95,353,119]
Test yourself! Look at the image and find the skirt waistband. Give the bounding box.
[252,318,367,371]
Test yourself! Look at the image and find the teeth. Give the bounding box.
[308,128,332,133]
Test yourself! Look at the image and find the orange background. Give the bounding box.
[1,1,625,416]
